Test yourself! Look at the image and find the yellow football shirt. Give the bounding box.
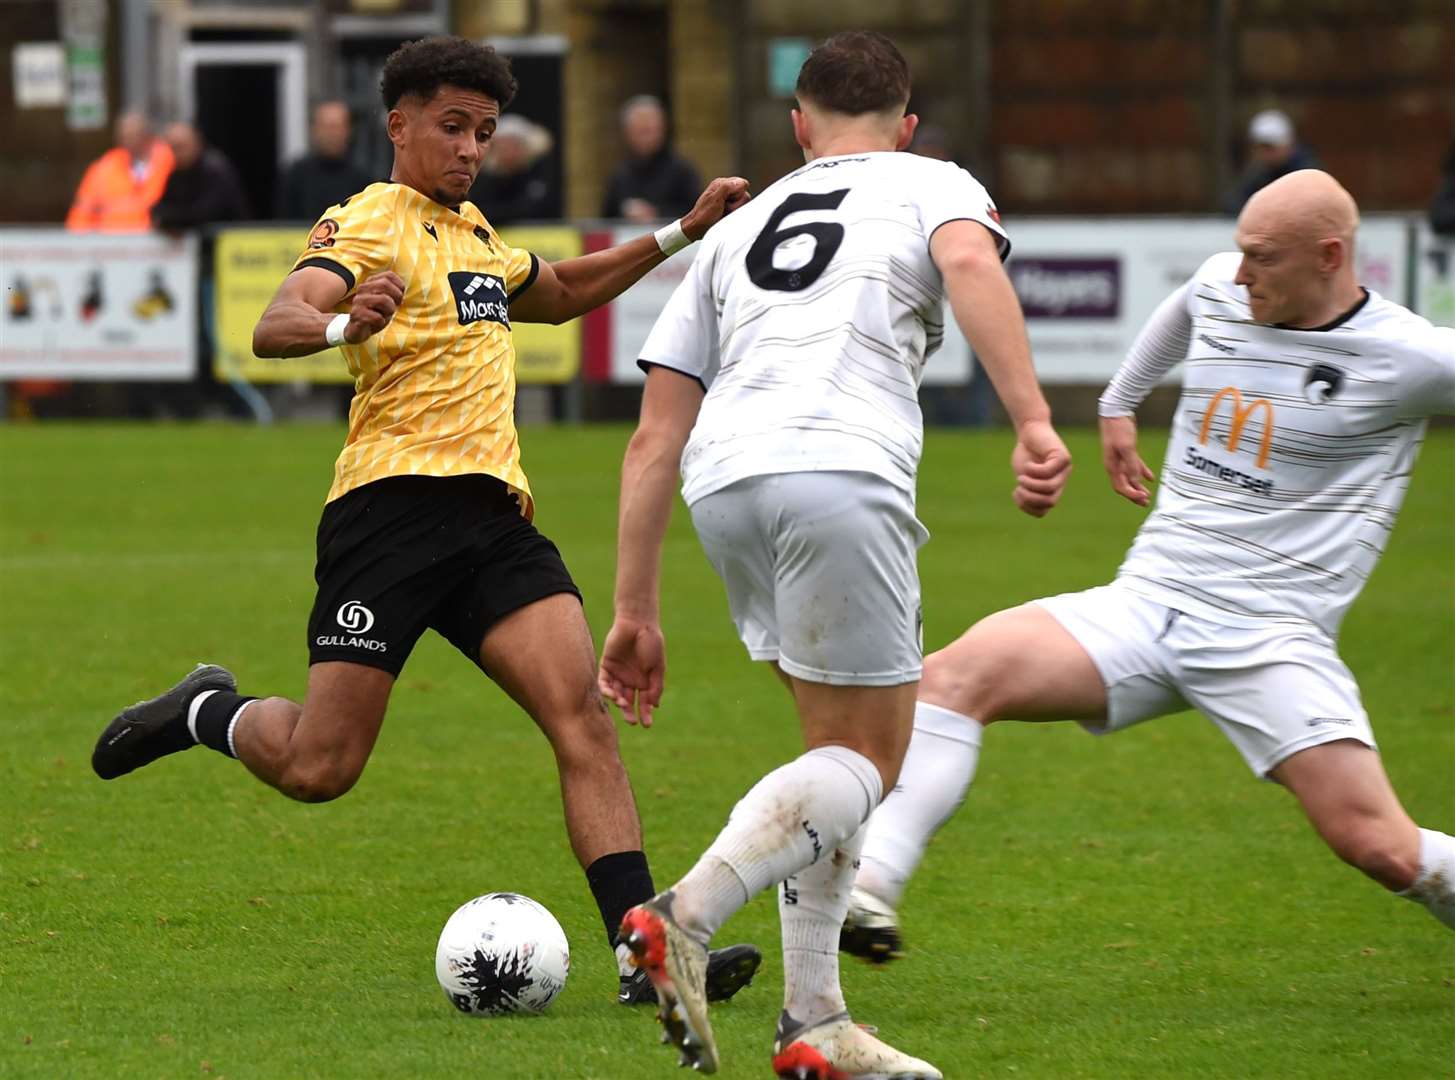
[292,182,540,515]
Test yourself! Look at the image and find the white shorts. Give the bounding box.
[689,471,928,686]
[1033,581,1376,778]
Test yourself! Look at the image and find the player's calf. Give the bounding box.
[1320,816,1422,891]
[1275,740,1455,930]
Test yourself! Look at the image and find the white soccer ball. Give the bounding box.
[435,892,570,1016]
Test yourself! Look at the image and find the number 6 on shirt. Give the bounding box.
[745,189,850,292]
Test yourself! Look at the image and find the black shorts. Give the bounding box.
[307,474,580,675]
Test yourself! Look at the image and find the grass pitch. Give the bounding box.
[1,422,1451,1080]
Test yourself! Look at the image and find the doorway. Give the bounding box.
[179,43,307,218]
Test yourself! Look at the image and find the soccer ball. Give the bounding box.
[435,892,570,1016]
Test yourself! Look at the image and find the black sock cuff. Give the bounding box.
[586,850,654,947]
[194,690,256,758]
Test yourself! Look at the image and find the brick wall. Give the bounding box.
[990,0,1219,212]
[721,0,1454,215]
[668,0,734,182]
[1232,0,1454,211]
[559,1,670,219]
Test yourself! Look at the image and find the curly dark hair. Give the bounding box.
[795,31,910,116]
[380,36,517,111]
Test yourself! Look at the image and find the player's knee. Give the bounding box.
[545,687,622,767]
[278,757,362,804]
[919,633,1011,722]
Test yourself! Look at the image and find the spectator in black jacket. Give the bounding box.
[1431,143,1455,236]
[467,114,560,224]
[277,101,374,222]
[149,122,251,418]
[153,122,251,229]
[601,95,701,222]
[1223,109,1320,215]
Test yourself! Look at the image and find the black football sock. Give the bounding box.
[190,690,257,759]
[586,850,655,948]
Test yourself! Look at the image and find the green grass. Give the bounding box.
[1,422,1451,1080]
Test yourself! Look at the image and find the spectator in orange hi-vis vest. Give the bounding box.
[65,109,175,232]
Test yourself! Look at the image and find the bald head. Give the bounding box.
[1233,170,1365,328]
[1239,169,1359,249]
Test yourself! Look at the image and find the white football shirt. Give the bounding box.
[638,151,1007,505]
[1102,252,1455,638]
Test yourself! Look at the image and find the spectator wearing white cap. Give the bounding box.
[1223,108,1320,214]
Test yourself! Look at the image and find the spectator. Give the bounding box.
[466,114,560,224]
[149,123,251,419]
[1431,142,1455,236]
[277,101,374,222]
[66,109,174,232]
[600,95,701,222]
[1223,109,1320,214]
[153,122,252,229]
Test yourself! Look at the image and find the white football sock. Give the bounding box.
[1399,828,1455,930]
[781,824,865,1027]
[615,942,636,978]
[670,745,883,944]
[856,702,981,909]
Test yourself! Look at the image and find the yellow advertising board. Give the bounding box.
[213,224,582,385]
[213,228,346,383]
[499,225,581,384]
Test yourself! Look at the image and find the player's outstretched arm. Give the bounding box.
[508,177,750,325]
[931,220,1072,517]
[1095,277,1196,505]
[598,367,705,728]
[252,267,403,358]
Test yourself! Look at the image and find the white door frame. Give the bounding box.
[178,42,307,167]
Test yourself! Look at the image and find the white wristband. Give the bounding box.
[653,219,690,256]
[324,313,350,347]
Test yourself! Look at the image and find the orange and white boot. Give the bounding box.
[620,892,719,1073]
[771,1011,942,1080]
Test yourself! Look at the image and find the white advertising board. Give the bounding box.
[1413,223,1455,330]
[604,229,695,385]
[602,217,1410,386]
[1003,215,1409,384]
[0,230,198,379]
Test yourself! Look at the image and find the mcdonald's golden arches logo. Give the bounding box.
[1199,386,1274,469]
